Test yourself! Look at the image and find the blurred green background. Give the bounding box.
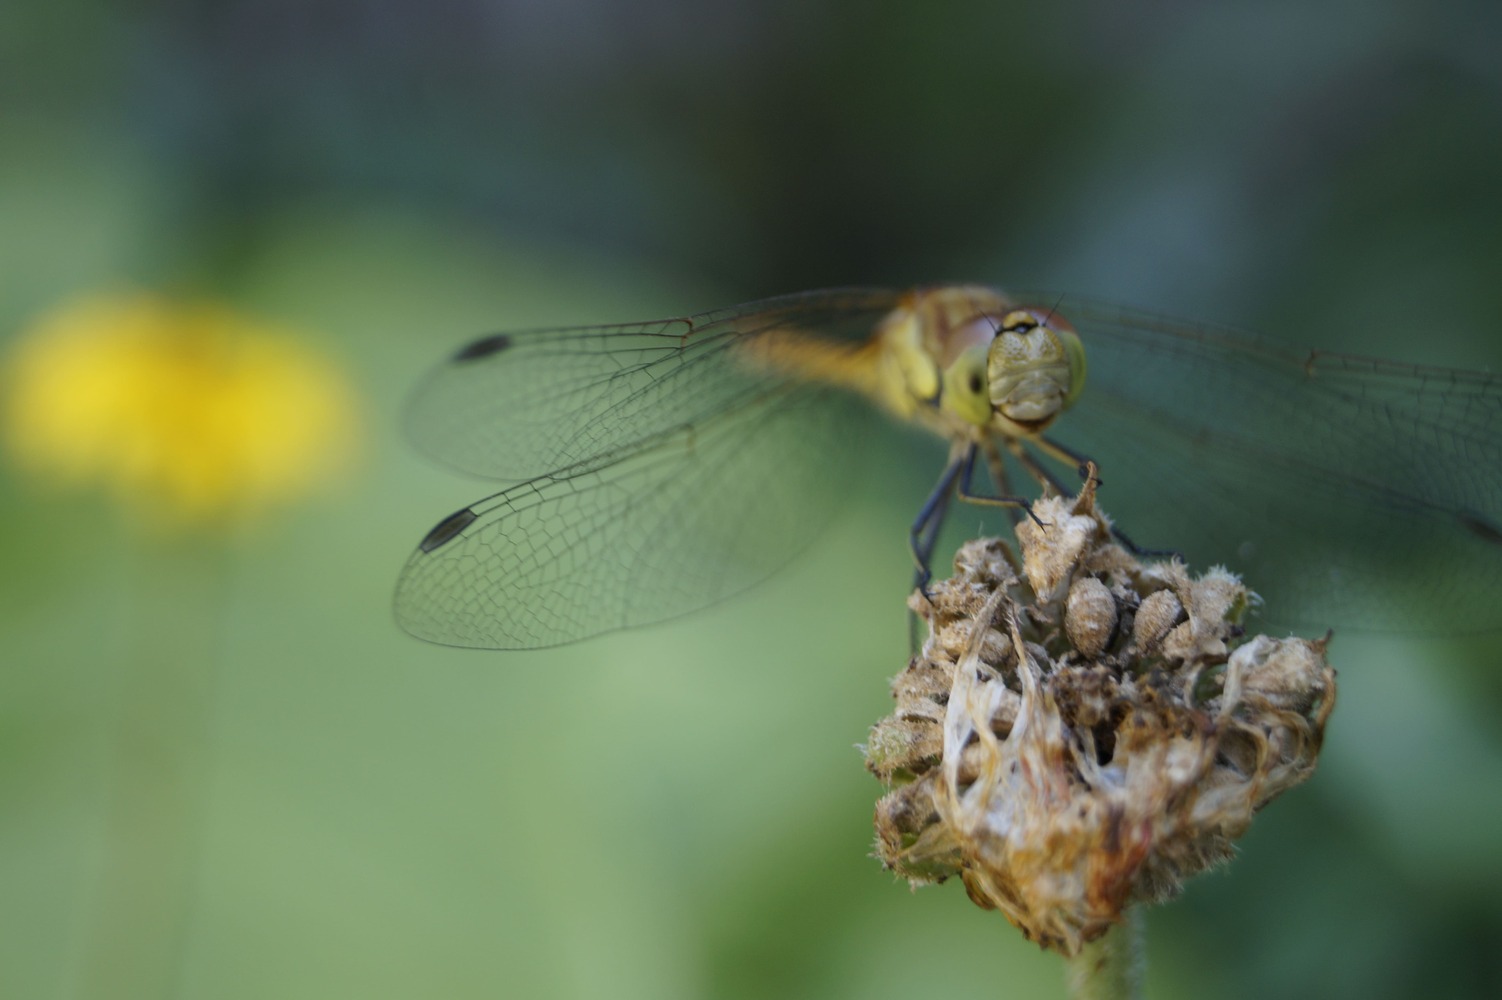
[4,1,1502,997]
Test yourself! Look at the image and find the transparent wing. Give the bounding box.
[395,290,903,648]
[1045,297,1502,632]
[405,288,902,480]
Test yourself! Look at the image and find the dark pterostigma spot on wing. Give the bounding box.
[419,507,479,553]
[452,333,513,362]
[1457,510,1502,546]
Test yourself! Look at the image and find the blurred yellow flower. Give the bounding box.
[4,292,359,528]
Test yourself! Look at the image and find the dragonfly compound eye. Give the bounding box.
[940,344,995,426]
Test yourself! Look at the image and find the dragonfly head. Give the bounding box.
[982,308,1087,435]
[936,307,1086,432]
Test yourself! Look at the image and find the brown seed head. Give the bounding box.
[868,481,1335,956]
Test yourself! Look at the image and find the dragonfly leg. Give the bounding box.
[1008,439,1112,517]
[1005,437,1075,497]
[910,448,965,594]
[979,439,1028,528]
[1033,434,1096,486]
[908,449,967,651]
[1036,434,1182,561]
[956,441,1041,526]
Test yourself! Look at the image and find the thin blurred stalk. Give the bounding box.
[76,539,231,1000]
[1063,909,1144,1000]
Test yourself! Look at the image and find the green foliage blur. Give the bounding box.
[4,1,1502,997]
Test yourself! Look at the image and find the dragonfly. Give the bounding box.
[394,285,1502,649]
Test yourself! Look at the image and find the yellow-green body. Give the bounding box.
[755,285,1089,451]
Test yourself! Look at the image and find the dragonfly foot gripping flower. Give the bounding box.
[866,476,1336,956]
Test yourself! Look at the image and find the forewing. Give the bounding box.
[394,353,872,649]
[1049,297,1502,631]
[405,288,902,480]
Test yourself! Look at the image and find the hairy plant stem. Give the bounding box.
[1063,909,1144,1000]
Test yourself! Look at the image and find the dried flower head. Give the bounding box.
[867,476,1335,956]
[3,292,359,529]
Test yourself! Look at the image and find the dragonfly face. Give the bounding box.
[396,285,1502,649]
